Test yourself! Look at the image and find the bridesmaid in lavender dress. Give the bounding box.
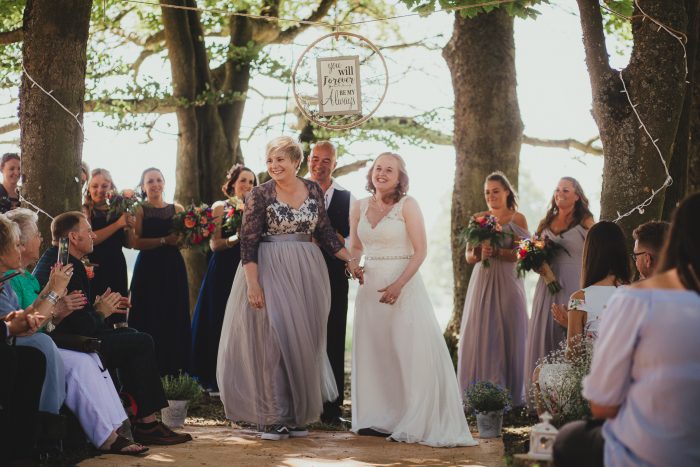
[524,177,594,402]
[458,172,529,405]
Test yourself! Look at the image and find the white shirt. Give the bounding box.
[582,288,700,467]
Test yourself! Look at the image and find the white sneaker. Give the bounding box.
[288,426,309,438]
[261,425,289,441]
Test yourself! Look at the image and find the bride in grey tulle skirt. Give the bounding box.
[216,137,360,431]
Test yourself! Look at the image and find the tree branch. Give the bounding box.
[0,28,23,45]
[576,0,615,91]
[0,122,20,135]
[332,158,371,177]
[523,134,604,156]
[363,116,453,146]
[84,97,179,114]
[275,0,335,44]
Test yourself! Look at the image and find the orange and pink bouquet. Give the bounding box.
[171,203,216,251]
[515,236,568,294]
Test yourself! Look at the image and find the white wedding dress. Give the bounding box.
[351,196,478,447]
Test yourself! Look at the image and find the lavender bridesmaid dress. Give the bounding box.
[457,221,530,405]
[523,224,587,402]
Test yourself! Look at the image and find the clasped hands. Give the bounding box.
[551,303,568,327]
[4,310,46,337]
[344,258,364,284]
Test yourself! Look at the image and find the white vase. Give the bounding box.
[161,400,189,428]
[476,410,503,438]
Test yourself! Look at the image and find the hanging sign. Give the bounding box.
[316,55,362,116]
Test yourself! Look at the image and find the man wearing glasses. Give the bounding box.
[631,221,670,279]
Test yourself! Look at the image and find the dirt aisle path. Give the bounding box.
[79,426,505,466]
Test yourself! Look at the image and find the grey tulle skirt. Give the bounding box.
[216,240,338,426]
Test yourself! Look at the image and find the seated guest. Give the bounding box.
[632,220,669,279]
[535,221,631,416]
[1,310,47,465]
[0,214,68,420]
[7,209,148,455]
[553,192,700,467]
[33,212,192,446]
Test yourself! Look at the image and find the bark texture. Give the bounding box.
[663,0,699,218]
[19,0,92,240]
[442,9,523,358]
[577,0,688,236]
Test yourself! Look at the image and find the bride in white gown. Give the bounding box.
[348,152,477,448]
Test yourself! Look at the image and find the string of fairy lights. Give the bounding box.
[9,0,692,223]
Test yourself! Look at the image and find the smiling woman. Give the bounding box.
[217,136,360,440]
[0,153,21,213]
[128,167,191,377]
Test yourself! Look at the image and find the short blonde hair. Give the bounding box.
[0,213,20,257]
[265,136,304,166]
[5,208,39,245]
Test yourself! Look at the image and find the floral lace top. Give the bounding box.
[240,178,343,264]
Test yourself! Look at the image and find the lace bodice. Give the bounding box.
[357,196,413,257]
[240,179,343,264]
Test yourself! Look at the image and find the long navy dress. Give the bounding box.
[89,208,129,326]
[191,199,241,391]
[128,204,191,376]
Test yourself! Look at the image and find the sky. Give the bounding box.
[0,1,634,328]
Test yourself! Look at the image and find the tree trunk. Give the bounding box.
[663,0,699,218]
[161,0,234,313]
[689,2,700,196]
[19,0,92,241]
[577,0,688,239]
[442,9,523,359]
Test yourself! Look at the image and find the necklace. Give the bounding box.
[372,195,391,213]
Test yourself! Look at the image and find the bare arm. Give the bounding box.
[209,202,238,252]
[348,199,364,262]
[496,211,529,263]
[565,289,587,359]
[87,209,128,246]
[590,402,620,419]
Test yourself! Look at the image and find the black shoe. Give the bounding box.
[261,424,289,441]
[357,428,388,437]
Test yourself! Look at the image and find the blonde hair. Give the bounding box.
[365,152,410,204]
[265,136,304,166]
[5,208,39,245]
[0,213,21,257]
[83,168,118,219]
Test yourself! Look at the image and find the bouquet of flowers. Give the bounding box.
[105,189,140,221]
[462,213,508,267]
[220,196,245,236]
[171,203,216,251]
[515,236,568,294]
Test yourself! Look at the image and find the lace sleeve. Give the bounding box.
[240,186,268,264]
[309,181,343,255]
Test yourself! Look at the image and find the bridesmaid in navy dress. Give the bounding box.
[128,167,190,376]
[191,165,257,392]
[83,168,133,326]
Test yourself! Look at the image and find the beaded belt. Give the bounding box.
[261,233,312,243]
[364,254,413,260]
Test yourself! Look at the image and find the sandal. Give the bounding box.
[102,434,149,456]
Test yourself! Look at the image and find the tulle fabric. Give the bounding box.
[217,241,337,426]
[351,197,477,448]
[458,221,530,405]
